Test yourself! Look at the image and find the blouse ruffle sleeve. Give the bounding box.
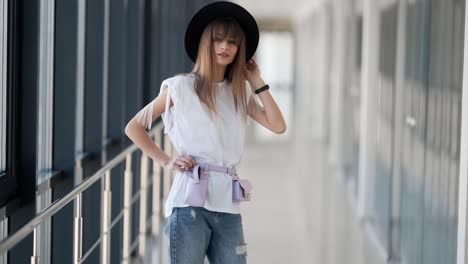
[136,77,179,133]
[158,78,179,134]
[136,98,156,131]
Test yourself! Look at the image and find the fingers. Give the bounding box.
[174,155,195,171]
[182,155,195,167]
[175,159,189,169]
[246,59,257,71]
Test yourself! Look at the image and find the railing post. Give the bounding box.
[31,227,39,264]
[151,132,162,237]
[163,135,172,201]
[122,154,133,264]
[101,170,112,264]
[138,154,149,259]
[35,190,52,264]
[0,218,7,264]
[73,194,83,264]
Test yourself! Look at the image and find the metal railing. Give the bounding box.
[0,123,173,264]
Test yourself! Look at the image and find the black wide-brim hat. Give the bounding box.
[184,1,259,63]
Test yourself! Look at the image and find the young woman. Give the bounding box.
[125,2,286,263]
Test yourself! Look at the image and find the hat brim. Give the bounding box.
[184,1,259,63]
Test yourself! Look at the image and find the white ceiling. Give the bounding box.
[232,0,323,21]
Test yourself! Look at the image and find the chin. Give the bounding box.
[216,61,231,67]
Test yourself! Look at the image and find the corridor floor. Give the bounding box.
[238,139,316,264]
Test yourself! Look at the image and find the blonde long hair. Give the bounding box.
[179,17,252,122]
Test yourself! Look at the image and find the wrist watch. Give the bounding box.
[255,84,269,94]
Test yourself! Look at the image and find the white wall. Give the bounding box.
[293,4,329,142]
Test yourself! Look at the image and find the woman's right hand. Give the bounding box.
[165,154,196,173]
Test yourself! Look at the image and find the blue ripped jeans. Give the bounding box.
[164,206,248,264]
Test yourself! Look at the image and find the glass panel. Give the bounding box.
[399,1,430,263]
[342,13,362,196]
[398,0,464,263]
[370,2,398,250]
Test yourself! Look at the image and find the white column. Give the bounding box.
[357,0,380,218]
[456,2,468,263]
[327,0,347,167]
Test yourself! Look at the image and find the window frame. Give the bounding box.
[0,0,18,206]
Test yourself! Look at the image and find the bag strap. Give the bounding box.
[191,160,237,175]
[203,163,237,176]
[188,160,239,180]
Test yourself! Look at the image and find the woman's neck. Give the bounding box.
[214,65,227,82]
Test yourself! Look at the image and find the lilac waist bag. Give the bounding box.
[184,162,253,206]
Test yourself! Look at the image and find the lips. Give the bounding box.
[218,53,229,58]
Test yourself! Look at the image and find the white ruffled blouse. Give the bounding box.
[138,73,257,218]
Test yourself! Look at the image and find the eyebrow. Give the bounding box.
[215,33,235,40]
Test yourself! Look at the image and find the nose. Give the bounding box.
[221,40,229,50]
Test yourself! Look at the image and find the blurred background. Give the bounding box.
[0,0,467,263]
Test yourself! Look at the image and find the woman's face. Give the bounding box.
[213,31,238,66]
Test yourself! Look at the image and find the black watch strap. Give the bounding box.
[254,84,269,94]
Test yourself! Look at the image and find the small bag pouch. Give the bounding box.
[232,178,253,203]
[184,165,209,206]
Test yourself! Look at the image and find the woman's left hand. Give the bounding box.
[246,58,263,88]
